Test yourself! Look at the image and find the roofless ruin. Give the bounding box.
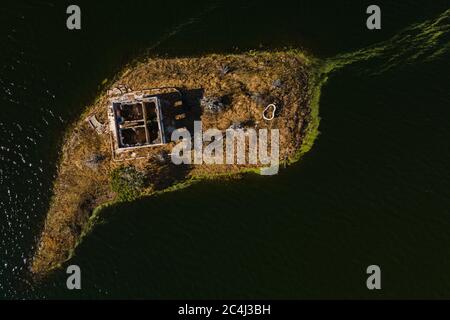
[107,87,189,160]
[109,91,166,151]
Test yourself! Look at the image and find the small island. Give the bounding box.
[30,50,320,276]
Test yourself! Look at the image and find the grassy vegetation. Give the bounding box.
[31,50,320,277]
[110,166,146,202]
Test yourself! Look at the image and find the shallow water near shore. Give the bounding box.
[1,0,449,298]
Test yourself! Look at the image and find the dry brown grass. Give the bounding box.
[31,51,314,276]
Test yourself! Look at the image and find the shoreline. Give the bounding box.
[30,50,321,277]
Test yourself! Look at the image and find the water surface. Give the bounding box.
[0,0,449,299]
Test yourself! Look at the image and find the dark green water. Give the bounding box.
[0,0,449,299]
